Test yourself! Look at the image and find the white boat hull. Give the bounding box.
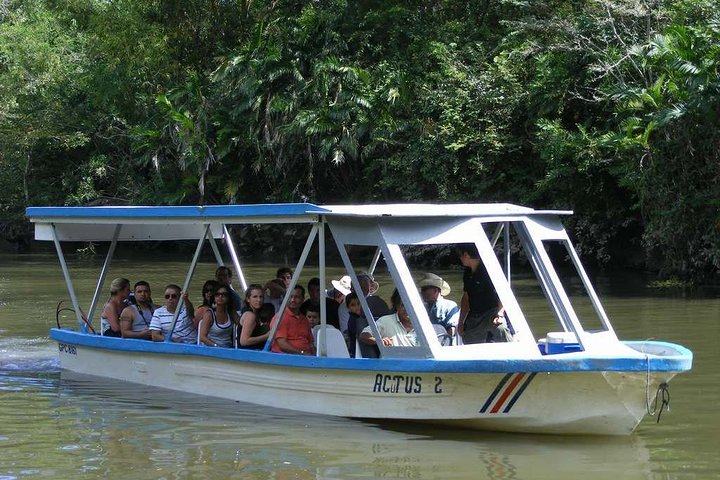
[56,336,678,435]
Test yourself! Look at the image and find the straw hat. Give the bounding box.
[331,275,352,296]
[417,272,451,296]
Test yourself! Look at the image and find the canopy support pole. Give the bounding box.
[504,221,511,284]
[223,225,247,292]
[368,247,381,276]
[335,243,387,357]
[376,241,433,358]
[207,227,224,266]
[87,224,122,333]
[318,219,327,356]
[167,224,209,342]
[50,224,85,332]
[263,224,319,351]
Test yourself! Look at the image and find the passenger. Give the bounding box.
[149,284,196,343]
[276,267,293,289]
[199,285,237,347]
[305,304,321,328]
[345,292,363,357]
[330,275,351,303]
[418,273,460,337]
[270,286,315,355]
[237,284,271,349]
[358,272,391,317]
[119,281,155,340]
[456,243,512,344]
[330,275,351,330]
[360,289,417,347]
[194,280,220,329]
[215,266,243,309]
[264,278,285,313]
[338,272,390,333]
[301,277,340,329]
[101,277,131,337]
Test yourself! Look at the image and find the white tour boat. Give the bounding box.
[26,203,692,435]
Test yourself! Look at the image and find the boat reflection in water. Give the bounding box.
[59,371,652,480]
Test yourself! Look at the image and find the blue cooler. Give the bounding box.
[545,332,582,354]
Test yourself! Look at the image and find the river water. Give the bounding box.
[1,252,719,479]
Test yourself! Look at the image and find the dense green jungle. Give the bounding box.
[0,0,718,282]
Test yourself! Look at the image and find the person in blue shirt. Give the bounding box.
[418,273,460,340]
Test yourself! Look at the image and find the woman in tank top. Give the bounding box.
[101,278,130,337]
[199,285,238,347]
[238,284,272,349]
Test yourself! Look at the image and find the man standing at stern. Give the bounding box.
[457,244,512,344]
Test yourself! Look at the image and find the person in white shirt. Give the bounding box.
[360,289,416,348]
[150,284,196,344]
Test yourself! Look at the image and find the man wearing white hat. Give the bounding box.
[331,275,352,332]
[418,273,460,337]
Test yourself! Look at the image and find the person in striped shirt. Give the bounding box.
[150,284,196,343]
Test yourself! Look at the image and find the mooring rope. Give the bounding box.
[645,354,671,423]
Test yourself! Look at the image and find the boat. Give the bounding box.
[25,203,693,435]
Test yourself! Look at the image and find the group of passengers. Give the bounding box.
[99,242,512,355]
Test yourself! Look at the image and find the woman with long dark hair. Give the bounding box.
[194,280,219,330]
[237,284,271,349]
[199,284,238,347]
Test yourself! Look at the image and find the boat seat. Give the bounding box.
[314,326,350,358]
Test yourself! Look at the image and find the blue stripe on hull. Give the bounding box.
[51,329,692,374]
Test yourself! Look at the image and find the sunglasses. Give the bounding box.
[164,293,178,299]
[215,292,229,297]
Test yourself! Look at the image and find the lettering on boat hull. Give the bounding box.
[58,343,77,355]
[372,374,442,394]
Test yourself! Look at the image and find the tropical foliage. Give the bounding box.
[0,0,718,282]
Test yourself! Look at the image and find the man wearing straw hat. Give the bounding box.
[418,273,460,338]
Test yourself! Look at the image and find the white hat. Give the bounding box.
[417,272,451,297]
[331,275,352,296]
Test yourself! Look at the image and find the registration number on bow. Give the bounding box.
[58,343,77,355]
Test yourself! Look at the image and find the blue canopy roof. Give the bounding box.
[26,203,328,221]
[26,203,329,242]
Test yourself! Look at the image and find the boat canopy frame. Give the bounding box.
[27,203,620,359]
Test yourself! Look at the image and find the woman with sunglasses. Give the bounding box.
[193,280,220,329]
[149,284,196,343]
[237,284,271,349]
[199,285,238,347]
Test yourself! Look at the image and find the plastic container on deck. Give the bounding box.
[545,331,582,354]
